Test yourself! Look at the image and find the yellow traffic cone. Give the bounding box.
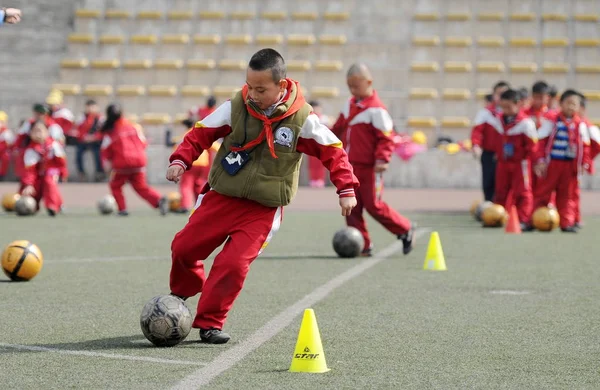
[289,309,330,373]
[423,231,447,271]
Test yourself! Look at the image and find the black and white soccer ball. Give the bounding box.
[332,227,365,258]
[97,194,117,215]
[140,295,193,347]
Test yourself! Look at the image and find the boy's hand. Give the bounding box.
[166,165,184,183]
[339,196,357,216]
[534,162,547,178]
[22,185,35,196]
[374,162,389,173]
[3,8,22,24]
[472,145,483,159]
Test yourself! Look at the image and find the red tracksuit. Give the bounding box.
[331,91,410,252]
[178,142,218,210]
[51,106,75,140]
[493,112,538,224]
[0,126,14,177]
[534,112,591,229]
[21,138,66,212]
[101,119,162,212]
[471,104,503,201]
[524,105,550,194]
[16,116,65,179]
[168,87,358,330]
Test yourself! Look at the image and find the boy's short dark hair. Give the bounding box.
[493,81,510,92]
[484,94,493,103]
[532,81,549,95]
[308,100,320,107]
[579,93,587,108]
[560,89,582,103]
[518,87,529,100]
[85,99,97,106]
[500,89,520,103]
[248,48,287,83]
[548,85,558,98]
[207,96,217,108]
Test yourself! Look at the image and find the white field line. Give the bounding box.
[171,228,430,389]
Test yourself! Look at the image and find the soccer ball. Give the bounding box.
[332,227,365,258]
[140,295,193,347]
[15,195,36,216]
[475,200,493,222]
[1,240,43,281]
[469,200,480,219]
[481,204,508,227]
[97,195,117,215]
[167,192,182,212]
[532,207,560,232]
[2,193,20,212]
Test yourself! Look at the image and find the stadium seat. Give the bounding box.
[191,34,221,61]
[141,113,171,144]
[508,37,538,63]
[508,11,538,40]
[60,59,89,85]
[116,85,146,116]
[95,34,125,60]
[510,62,539,87]
[444,36,474,62]
[258,11,287,34]
[443,62,473,89]
[89,59,120,85]
[135,10,164,35]
[575,66,600,90]
[412,12,441,36]
[322,11,351,35]
[128,35,158,60]
[285,61,311,86]
[411,36,441,62]
[120,59,153,85]
[196,11,225,35]
[311,61,344,89]
[165,10,194,34]
[154,59,185,85]
[407,88,439,117]
[318,34,347,60]
[407,117,437,129]
[52,84,82,113]
[67,33,94,58]
[223,34,254,60]
[476,36,506,62]
[158,34,190,61]
[181,86,211,114]
[581,90,600,114]
[409,61,440,88]
[254,34,285,55]
[83,84,114,109]
[287,34,317,62]
[476,62,507,90]
[441,89,472,117]
[574,39,600,66]
[228,11,256,34]
[147,85,179,115]
[186,59,218,86]
[74,9,100,34]
[541,38,569,63]
[217,60,246,85]
[102,9,131,35]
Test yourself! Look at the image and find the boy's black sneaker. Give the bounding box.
[118,210,129,216]
[200,328,231,344]
[158,197,168,216]
[47,209,57,217]
[574,222,582,230]
[361,247,373,257]
[520,223,534,232]
[561,226,578,233]
[169,292,188,301]
[398,225,416,255]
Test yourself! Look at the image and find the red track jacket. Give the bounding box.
[471,104,502,153]
[101,118,148,171]
[21,138,67,186]
[495,111,538,163]
[330,91,395,167]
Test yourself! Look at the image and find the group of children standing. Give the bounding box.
[471,80,600,232]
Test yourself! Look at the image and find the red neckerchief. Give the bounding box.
[230,79,305,159]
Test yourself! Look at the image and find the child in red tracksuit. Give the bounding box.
[166,49,358,344]
[533,90,591,232]
[20,121,66,216]
[471,81,510,202]
[100,104,167,216]
[331,63,414,256]
[494,89,538,230]
[177,138,219,213]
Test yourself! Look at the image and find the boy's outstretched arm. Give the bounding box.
[296,113,359,216]
[167,101,232,183]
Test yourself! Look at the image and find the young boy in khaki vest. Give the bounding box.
[166,49,359,344]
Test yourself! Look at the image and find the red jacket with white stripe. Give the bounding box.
[495,111,538,164]
[471,104,502,153]
[51,107,75,138]
[583,117,600,174]
[169,100,358,199]
[331,91,395,168]
[21,138,67,186]
[101,119,148,171]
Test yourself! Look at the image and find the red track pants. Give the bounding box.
[109,171,162,212]
[494,161,533,224]
[0,149,9,177]
[20,174,63,212]
[346,166,411,251]
[179,165,209,210]
[169,190,282,330]
[534,160,577,229]
[308,156,326,187]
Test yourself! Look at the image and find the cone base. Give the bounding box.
[289,367,331,373]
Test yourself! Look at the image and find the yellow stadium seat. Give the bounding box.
[193,34,221,44]
[130,35,158,44]
[117,85,146,96]
[542,63,569,73]
[412,36,440,46]
[52,84,81,95]
[148,85,177,97]
[61,59,89,69]
[218,60,246,70]
[226,34,253,44]
[123,60,153,69]
[581,91,600,100]
[180,86,211,97]
[291,12,318,20]
[319,35,347,45]
[230,11,255,20]
[441,117,471,128]
[261,11,287,20]
[199,11,225,19]
[510,13,536,21]
[68,33,94,44]
[288,34,316,45]
[154,59,184,70]
[99,34,125,44]
[542,13,568,22]
[167,11,194,20]
[576,65,600,73]
[443,89,471,100]
[445,36,473,47]
[187,59,217,70]
[407,117,437,128]
[409,88,439,99]
[574,14,599,22]
[137,11,162,19]
[413,13,439,21]
[575,39,600,47]
[90,59,120,69]
[142,113,172,125]
[162,34,190,44]
[477,62,506,72]
[510,37,537,47]
[105,9,131,19]
[510,63,538,73]
[84,85,113,96]
[75,9,101,18]
[213,86,241,97]
[478,12,504,21]
[543,38,569,47]
[310,87,339,98]
[411,62,440,72]
[447,12,471,21]
[444,62,472,72]
[477,36,505,47]
[323,12,350,21]
[287,61,312,71]
[314,60,344,71]
[256,34,284,45]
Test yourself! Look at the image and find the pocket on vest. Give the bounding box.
[251,173,285,207]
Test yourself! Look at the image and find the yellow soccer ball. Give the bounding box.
[1,240,43,281]
[532,207,560,232]
[167,192,182,212]
[481,204,508,227]
[2,193,20,212]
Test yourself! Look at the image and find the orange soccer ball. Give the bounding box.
[481,204,508,227]
[532,207,560,232]
[167,192,182,212]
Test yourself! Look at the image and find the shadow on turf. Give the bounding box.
[0,335,216,353]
